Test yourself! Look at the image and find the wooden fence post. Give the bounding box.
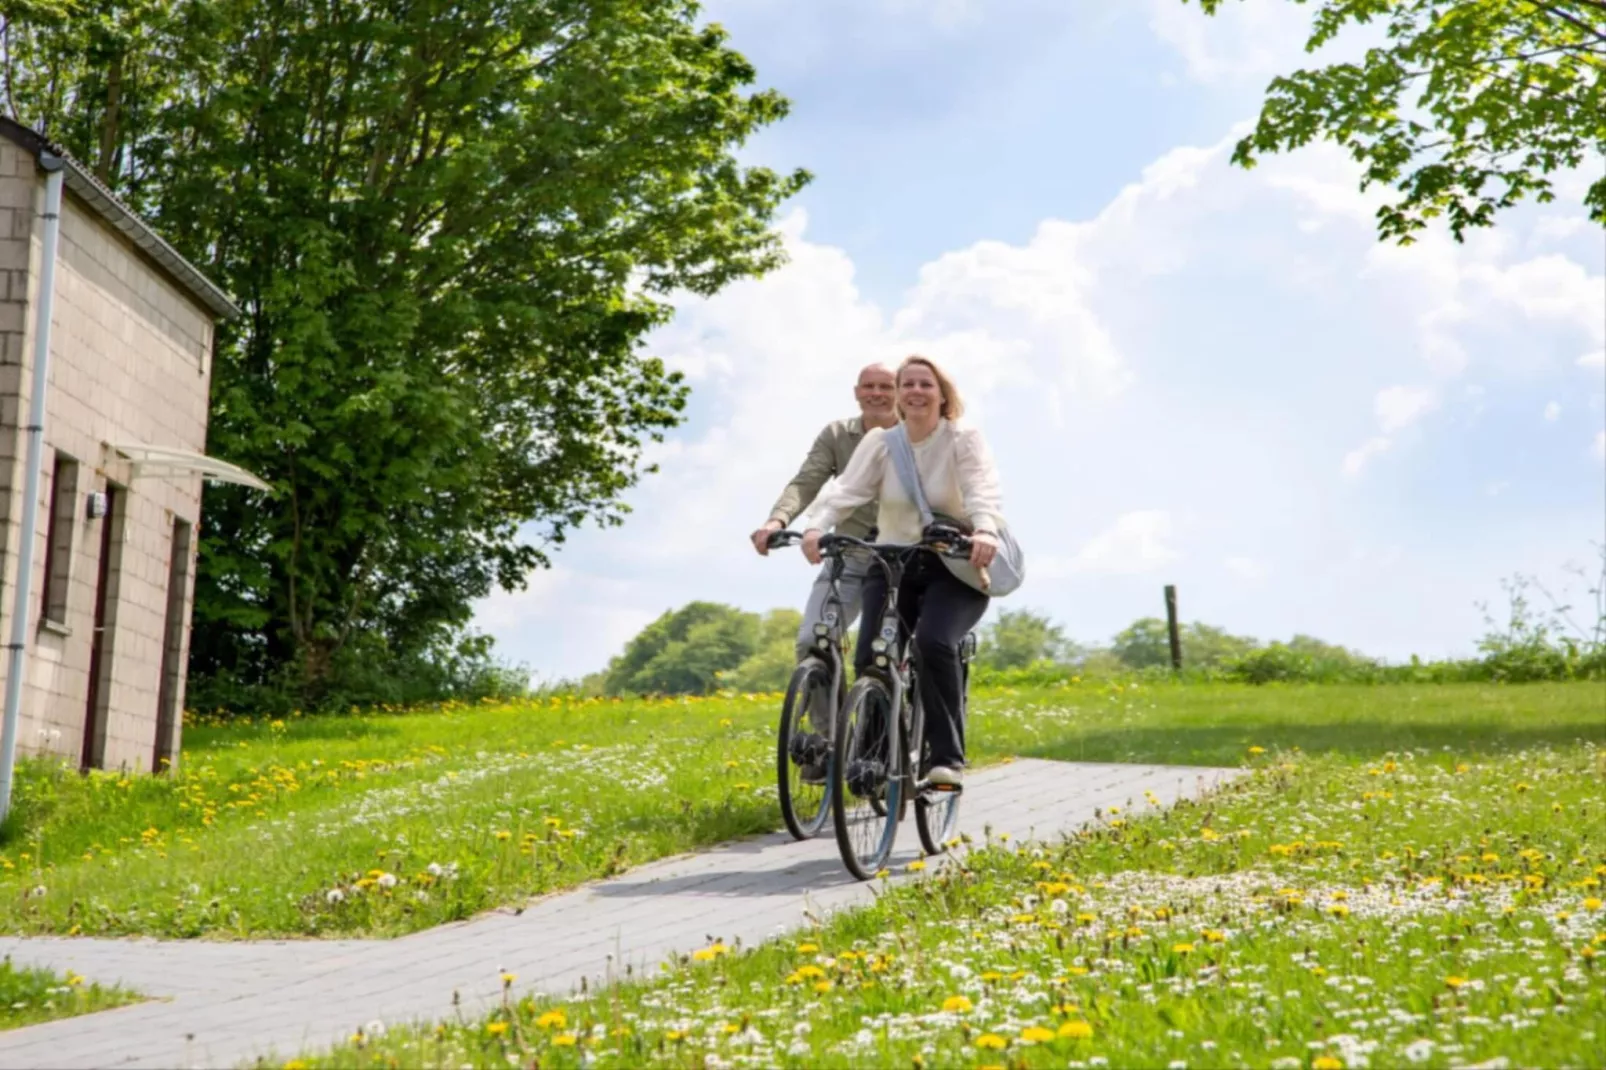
[1164,584,1182,670]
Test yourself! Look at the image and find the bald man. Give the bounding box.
[753,362,898,670]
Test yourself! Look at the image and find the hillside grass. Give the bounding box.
[0,683,1598,941]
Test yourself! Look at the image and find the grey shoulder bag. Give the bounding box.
[885,423,1025,598]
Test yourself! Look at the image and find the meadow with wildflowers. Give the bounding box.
[0,683,1597,945]
[287,736,1606,1069]
[0,956,138,1030]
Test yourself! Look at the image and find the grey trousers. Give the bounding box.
[795,554,871,664]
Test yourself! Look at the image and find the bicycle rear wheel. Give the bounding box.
[831,675,900,880]
[777,659,834,841]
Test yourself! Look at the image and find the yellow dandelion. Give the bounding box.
[1248,746,1265,755]
[1020,1026,1056,1043]
[975,1033,1008,1051]
[1058,1020,1094,1040]
[1585,898,1603,912]
[1445,976,1468,989]
[814,980,833,993]
[796,942,820,953]
[907,860,926,872]
[500,972,517,985]
[1312,1058,1343,1070]
[942,995,973,1013]
[1203,930,1225,943]
[1173,943,1195,954]
[553,1034,578,1047]
[487,1021,509,1037]
[494,830,511,841]
[536,1009,567,1029]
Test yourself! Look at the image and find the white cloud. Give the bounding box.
[880,0,979,31]
[1057,511,1180,576]
[1225,556,1267,581]
[1146,0,1312,83]
[1375,385,1439,433]
[1342,436,1392,479]
[1580,350,1605,371]
[1544,401,1562,422]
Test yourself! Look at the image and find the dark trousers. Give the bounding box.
[853,553,989,771]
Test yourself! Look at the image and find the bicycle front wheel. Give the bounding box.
[777,659,834,841]
[915,785,961,856]
[831,675,900,880]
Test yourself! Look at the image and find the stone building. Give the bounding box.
[0,118,263,776]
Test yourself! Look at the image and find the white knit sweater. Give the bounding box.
[799,418,1005,544]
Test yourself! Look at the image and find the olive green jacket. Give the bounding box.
[767,416,879,539]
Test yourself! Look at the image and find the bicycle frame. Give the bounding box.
[821,528,973,794]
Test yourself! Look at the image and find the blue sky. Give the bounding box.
[476,0,1606,684]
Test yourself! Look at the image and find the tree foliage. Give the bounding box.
[604,602,760,696]
[1188,0,1606,241]
[974,608,1077,671]
[2,1,807,704]
[1109,618,1261,670]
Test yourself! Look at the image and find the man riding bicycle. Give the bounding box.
[751,363,898,783]
[751,362,899,663]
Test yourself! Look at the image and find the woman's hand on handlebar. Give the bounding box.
[802,529,825,566]
[970,531,998,569]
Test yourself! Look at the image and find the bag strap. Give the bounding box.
[886,423,935,529]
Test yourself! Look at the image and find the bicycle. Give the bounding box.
[765,529,855,840]
[817,526,979,880]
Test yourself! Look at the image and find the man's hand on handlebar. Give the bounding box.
[750,519,784,556]
[802,529,825,566]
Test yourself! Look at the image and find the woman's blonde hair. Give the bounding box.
[896,354,965,420]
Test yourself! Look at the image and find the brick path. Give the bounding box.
[0,758,1238,1069]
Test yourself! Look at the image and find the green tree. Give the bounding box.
[1186,0,1606,241]
[1109,618,1173,670]
[721,608,802,693]
[976,608,1075,670]
[1109,618,1261,669]
[6,1,807,704]
[604,602,760,696]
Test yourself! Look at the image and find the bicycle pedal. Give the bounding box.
[915,779,963,795]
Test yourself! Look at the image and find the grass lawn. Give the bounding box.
[0,956,139,1030]
[0,683,1598,941]
[286,739,1606,1069]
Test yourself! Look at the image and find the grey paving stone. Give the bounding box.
[0,759,1239,1069]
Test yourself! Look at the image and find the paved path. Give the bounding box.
[0,759,1238,1069]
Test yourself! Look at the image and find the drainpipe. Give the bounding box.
[0,154,66,824]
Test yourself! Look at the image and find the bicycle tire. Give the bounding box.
[831,675,900,880]
[777,659,834,841]
[915,785,961,856]
[914,659,964,856]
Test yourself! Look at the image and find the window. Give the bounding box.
[39,453,78,629]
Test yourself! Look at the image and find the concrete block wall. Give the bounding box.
[0,144,214,774]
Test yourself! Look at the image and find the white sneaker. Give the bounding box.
[926,765,964,787]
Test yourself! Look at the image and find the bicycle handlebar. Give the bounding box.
[767,526,992,592]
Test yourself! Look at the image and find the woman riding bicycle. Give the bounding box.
[798,355,1006,789]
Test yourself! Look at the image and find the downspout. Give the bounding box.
[0,153,66,823]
